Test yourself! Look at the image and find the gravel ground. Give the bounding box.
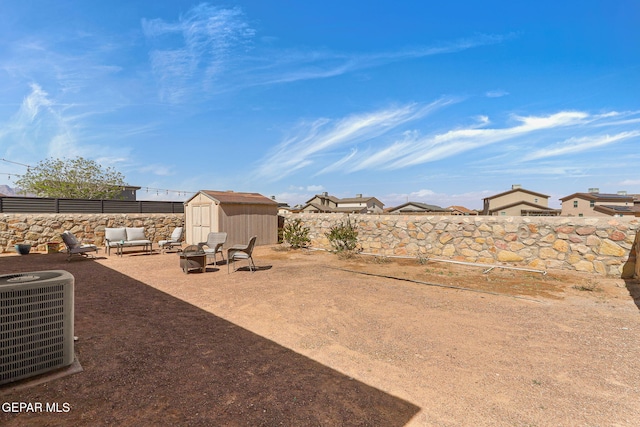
[1,246,639,426]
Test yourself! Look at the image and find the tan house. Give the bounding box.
[301,192,384,214]
[560,189,639,217]
[387,202,447,214]
[184,190,278,247]
[482,185,558,216]
[446,205,478,216]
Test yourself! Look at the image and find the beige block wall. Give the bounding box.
[286,213,639,276]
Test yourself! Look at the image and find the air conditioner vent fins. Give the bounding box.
[0,270,74,386]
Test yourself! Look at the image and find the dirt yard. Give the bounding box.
[1,246,640,426]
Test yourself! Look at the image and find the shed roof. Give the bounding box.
[187,190,277,205]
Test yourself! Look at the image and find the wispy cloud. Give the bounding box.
[372,111,589,170]
[0,84,135,167]
[619,179,640,186]
[254,98,456,181]
[143,4,255,102]
[0,84,57,157]
[485,89,509,98]
[239,33,509,89]
[141,4,509,101]
[256,105,640,181]
[523,131,640,161]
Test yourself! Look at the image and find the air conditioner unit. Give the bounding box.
[0,270,74,386]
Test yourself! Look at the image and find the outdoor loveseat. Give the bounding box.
[105,227,153,256]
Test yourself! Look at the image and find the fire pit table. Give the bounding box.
[178,245,207,274]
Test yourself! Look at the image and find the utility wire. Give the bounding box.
[0,158,30,168]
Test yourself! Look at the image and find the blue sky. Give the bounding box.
[1,1,638,209]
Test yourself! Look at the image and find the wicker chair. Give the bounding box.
[198,232,227,266]
[227,236,257,273]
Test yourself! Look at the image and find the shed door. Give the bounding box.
[191,204,211,244]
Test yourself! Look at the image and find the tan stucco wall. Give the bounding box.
[492,203,535,216]
[561,197,631,217]
[489,191,548,211]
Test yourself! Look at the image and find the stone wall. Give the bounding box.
[0,213,183,253]
[287,213,640,276]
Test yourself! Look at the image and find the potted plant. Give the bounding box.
[15,243,32,255]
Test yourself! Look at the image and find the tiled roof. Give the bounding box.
[446,205,476,214]
[305,193,383,207]
[560,192,635,202]
[593,204,640,216]
[484,188,549,201]
[302,203,368,213]
[339,196,380,203]
[305,194,341,204]
[488,200,557,213]
[389,202,445,212]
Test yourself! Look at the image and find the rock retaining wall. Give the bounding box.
[287,213,640,277]
[0,213,183,253]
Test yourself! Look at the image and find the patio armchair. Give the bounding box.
[61,231,99,262]
[227,236,257,273]
[159,227,183,253]
[198,232,227,266]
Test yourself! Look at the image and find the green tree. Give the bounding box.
[14,157,128,199]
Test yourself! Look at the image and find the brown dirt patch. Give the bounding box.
[1,246,640,426]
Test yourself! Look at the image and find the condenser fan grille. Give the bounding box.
[0,272,74,386]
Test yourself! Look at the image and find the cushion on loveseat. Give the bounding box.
[126,227,147,241]
[105,227,127,243]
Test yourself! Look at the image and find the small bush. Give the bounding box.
[326,216,359,253]
[283,218,311,249]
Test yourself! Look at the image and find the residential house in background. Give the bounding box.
[120,185,142,201]
[387,201,447,214]
[482,185,558,216]
[446,205,478,216]
[560,188,639,217]
[301,192,384,214]
[270,196,292,215]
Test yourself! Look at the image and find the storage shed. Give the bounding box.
[184,190,278,247]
